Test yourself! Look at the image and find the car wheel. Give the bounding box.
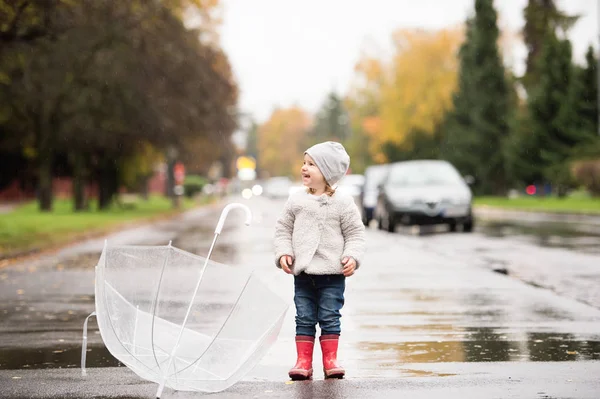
[449,222,457,232]
[386,215,395,233]
[463,218,474,232]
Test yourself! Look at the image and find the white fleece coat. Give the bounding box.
[274,190,366,275]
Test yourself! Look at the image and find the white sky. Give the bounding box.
[219,0,598,123]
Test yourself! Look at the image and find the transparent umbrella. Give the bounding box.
[81,203,288,397]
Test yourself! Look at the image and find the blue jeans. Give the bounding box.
[294,272,346,337]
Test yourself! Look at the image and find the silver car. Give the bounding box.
[375,160,474,232]
[263,177,293,199]
[336,174,365,206]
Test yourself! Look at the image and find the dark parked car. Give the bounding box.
[375,160,474,232]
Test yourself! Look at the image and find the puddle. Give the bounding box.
[0,345,122,370]
[1,332,599,370]
[168,225,240,264]
[360,332,600,363]
[399,368,456,377]
[478,221,600,254]
[54,253,100,270]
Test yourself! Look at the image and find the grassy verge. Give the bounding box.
[474,196,600,215]
[0,195,210,258]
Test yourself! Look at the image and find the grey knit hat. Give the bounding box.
[305,141,350,186]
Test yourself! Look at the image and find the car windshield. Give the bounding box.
[364,166,388,190]
[388,162,463,186]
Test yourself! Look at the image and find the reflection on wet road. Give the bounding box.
[3,329,599,371]
[0,197,599,380]
[478,220,600,255]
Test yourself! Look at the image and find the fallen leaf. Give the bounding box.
[11,376,21,380]
[566,351,578,355]
[52,350,64,354]
[285,381,294,385]
[16,289,24,295]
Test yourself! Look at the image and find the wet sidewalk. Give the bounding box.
[1,196,600,397]
[2,361,600,398]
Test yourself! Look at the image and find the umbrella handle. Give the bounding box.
[214,203,252,235]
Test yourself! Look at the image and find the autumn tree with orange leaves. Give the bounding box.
[257,107,312,179]
[345,28,463,167]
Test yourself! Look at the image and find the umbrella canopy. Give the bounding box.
[82,204,289,396]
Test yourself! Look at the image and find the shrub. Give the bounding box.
[571,159,600,197]
[183,175,208,198]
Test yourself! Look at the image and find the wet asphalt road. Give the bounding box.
[0,196,599,398]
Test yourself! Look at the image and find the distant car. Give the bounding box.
[288,183,305,197]
[375,160,473,232]
[336,174,365,205]
[264,177,293,199]
[359,164,390,225]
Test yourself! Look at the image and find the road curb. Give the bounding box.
[474,205,600,225]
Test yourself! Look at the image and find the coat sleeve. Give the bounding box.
[274,198,295,268]
[340,199,366,268]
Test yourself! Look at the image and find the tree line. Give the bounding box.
[0,0,238,211]
[253,0,599,196]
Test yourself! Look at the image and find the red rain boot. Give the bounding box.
[288,336,315,380]
[320,334,345,379]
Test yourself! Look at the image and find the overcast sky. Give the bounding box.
[219,0,598,123]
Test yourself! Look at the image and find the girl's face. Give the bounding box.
[301,154,326,190]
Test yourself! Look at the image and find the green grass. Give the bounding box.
[0,195,206,257]
[474,196,600,214]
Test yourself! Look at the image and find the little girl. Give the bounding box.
[274,141,365,380]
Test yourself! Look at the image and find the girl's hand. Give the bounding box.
[342,257,356,277]
[280,255,294,274]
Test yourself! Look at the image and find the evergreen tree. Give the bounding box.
[443,0,511,195]
[576,46,598,137]
[245,120,260,174]
[522,0,578,92]
[442,19,476,175]
[246,120,259,160]
[506,1,581,190]
[528,33,580,194]
[311,92,351,144]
